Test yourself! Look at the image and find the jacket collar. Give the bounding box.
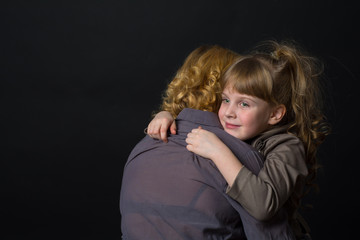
[176,108,222,128]
[249,124,291,151]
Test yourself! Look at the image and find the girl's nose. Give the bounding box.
[225,105,236,118]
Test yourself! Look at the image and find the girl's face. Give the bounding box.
[218,85,274,140]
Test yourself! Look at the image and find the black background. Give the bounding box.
[2,0,359,239]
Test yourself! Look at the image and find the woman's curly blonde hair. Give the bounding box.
[159,45,240,118]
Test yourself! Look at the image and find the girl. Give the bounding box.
[148,40,330,239]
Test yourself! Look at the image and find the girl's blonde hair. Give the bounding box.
[160,45,240,118]
[222,40,330,192]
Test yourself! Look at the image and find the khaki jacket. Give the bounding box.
[226,125,310,239]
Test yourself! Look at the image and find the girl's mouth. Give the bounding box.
[225,122,240,129]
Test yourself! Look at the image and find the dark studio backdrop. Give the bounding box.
[1,0,359,239]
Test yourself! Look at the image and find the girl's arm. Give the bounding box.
[147,111,176,143]
[186,127,307,221]
[186,127,244,187]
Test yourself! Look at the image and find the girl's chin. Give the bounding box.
[224,128,241,137]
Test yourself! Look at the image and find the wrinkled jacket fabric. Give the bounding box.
[227,125,308,239]
[120,108,295,240]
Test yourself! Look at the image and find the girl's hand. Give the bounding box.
[186,126,243,187]
[147,111,177,142]
[185,126,225,159]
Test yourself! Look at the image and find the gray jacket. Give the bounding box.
[121,109,296,240]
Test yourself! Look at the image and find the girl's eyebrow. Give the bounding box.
[224,92,258,104]
[241,96,259,104]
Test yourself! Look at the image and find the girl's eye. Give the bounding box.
[240,102,249,107]
[222,98,230,103]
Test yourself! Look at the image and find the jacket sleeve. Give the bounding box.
[226,134,308,221]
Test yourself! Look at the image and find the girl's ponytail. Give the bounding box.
[261,40,331,193]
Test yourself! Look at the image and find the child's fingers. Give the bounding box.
[159,124,168,143]
[170,122,177,135]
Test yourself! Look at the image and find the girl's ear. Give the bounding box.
[268,104,286,125]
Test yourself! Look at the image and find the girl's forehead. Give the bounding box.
[223,83,236,91]
[223,86,267,103]
[223,87,252,98]
[223,84,244,95]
